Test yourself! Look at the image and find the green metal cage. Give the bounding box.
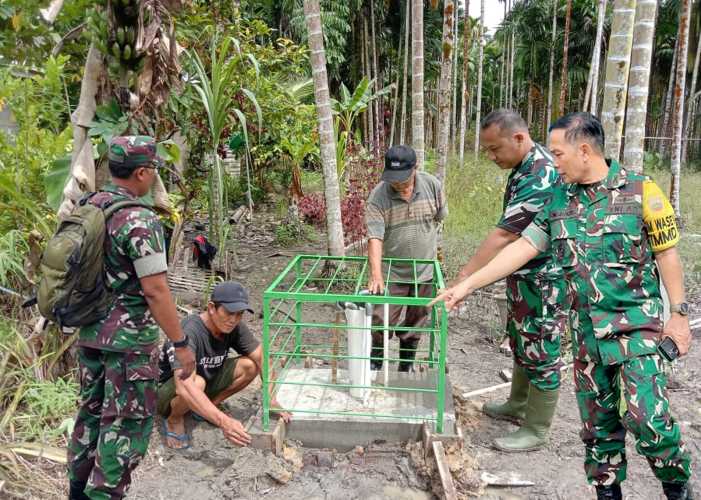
[261,255,449,433]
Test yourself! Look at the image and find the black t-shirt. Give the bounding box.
[158,314,260,383]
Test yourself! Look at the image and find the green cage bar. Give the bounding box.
[261,255,448,433]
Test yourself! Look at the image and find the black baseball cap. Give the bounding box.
[382,145,417,183]
[211,281,254,314]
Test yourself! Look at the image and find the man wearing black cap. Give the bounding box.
[364,145,447,372]
[157,281,289,449]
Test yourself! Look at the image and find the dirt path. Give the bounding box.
[127,209,700,500]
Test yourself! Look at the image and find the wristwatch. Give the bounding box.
[172,335,189,348]
[670,302,690,316]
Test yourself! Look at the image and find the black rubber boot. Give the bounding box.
[398,339,419,372]
[663,482,694,500]
[69,480,90,500]
[596,483,622,500]
[370,343,383,371]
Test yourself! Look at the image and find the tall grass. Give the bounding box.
[440,156,508,279]
[440,158,701,278]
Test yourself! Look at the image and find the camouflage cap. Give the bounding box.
[108,135,162,169]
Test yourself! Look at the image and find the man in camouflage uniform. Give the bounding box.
[432,113,693,500]
[67,136,195,500]
[451,109,564,452]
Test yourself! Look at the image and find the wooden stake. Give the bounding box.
[432,441,458,500]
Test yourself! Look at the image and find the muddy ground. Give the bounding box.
[124,209,700,500]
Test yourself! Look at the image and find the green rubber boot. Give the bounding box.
[493,385,559,452]
[482,364,529,423]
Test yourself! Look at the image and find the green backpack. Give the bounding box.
[38,195,148,328]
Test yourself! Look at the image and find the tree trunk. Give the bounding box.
[411,0,425,169]
[451,7,459,155]
[303,0,345,256]
[601,0,636,161]
[559,0,573,115]
[459,0,471,166]
[499,41,505,108]
[660,36,679,155]
[509,10,515,109]
[682,23,701,165]
[435,0,455,182]
[400,2,410,145]
[589,0,607,114]
[364,17,374,151]
[670,0,692,217]
[622,0,657,173]
[370,0,382,152]
[361,20,369,148]
[58,44,104,220]
[474,0,484,158]
[545,0,557,138]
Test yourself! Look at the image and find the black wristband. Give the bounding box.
[172,336,188,349]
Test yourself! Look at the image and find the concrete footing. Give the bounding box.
[247,368,460,452]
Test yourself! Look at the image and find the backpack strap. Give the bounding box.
[102,199,151,221]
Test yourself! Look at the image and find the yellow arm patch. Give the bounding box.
[642,180,679,252]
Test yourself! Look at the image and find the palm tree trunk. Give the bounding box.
[509,9,515,109]
[474,0,484,159]
[670,0,693,217]
[389,23,403,147]
[303,0,345,256]
[682,25,701,165]
[435,0,455,182]
[545,0,557,138]
[660,36,679,155]
[400,2,410,145]
[589,0,607,114]
[601,0,636,161]
[361,20,369,148]
[499,42,505,108]
[411,0,425,169]
[364,17,375,151]
[622,0,657,173]
[370,0,382,152]
[451,8,459,155]
[459,0,471,167]
[558,0,573,115]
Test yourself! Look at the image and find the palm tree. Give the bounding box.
[459,0,471,166]
[588,0,607,114]
[670,0,693,217]
[682,25,701,165]
[558,0,572,115]
[411,0,425,169]
[474,0,484,159]
[545,0,557,136]
[436,0,456,182]
[601,0,636,161]
[622,0,657,173]
[400,2,410,145]
[303,0,345,256]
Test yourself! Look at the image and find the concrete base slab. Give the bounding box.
[259,367,457,451]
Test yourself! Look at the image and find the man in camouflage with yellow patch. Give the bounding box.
[432,113,693,500]
[451,109,565,452]
[67,136,195,500]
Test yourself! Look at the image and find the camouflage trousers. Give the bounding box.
[506,274,564,391]
[68,347,158,499]
[574,354,692,486]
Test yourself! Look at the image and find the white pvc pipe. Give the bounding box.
[383,302,389,386]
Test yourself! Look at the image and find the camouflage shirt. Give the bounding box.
[78,184,168,354]
[497,142,559,276]
[522,160,679,364]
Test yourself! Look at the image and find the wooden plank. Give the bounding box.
[432,441,458,500]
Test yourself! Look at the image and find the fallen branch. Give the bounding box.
[2,443,67,464]
[461,363,573,399]
[481,471,535,487]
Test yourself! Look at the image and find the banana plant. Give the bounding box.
[189,34,262,266]
[331,77,390,180]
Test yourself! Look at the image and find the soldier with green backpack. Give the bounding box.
[42,136,195,500]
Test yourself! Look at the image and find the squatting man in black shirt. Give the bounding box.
[157,281,290,449]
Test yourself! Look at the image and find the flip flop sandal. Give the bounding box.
[161,419,191,450]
